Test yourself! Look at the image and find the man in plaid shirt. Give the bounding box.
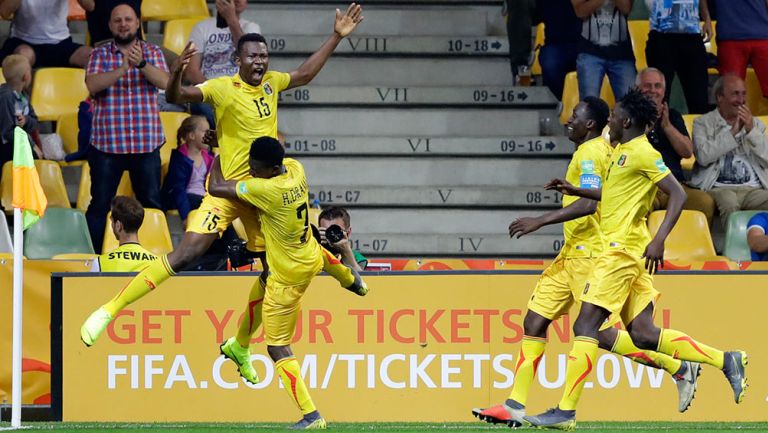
[84,4,169,253]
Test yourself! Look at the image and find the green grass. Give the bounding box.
[1,422,766,432]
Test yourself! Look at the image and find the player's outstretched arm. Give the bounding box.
[643,175,687,274]
[167,42,204,104]
[509,198,597,238]
[286,3,363,90]
[207,156,240,200]
[544,178,602,201]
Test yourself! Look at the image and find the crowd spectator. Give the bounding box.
[0,54,41,171]
[185,0,260,126]
[84,4,168,253]
[91,196,157,272]
[534,0,581,100]
[572,0,636,100]
[638,67,716,223]
[318,206,368,271]
[746,212,768,261]
[77,0,141,47]
[503,0,536,83]
[0,0,92,67]
[645,0,711,114]
[690,75,768,226]
[709,0,768,99]
[161,115,214,224]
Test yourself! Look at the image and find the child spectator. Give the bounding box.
[161,115,213,224]
[0,54,42,172]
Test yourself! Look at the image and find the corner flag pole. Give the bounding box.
[11,207,23,427]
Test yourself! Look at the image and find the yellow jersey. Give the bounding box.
[561,136,613,258]
[236,158,323,286]
[601,135,670,256]
[198,71,291,180]
[93,243,157,272]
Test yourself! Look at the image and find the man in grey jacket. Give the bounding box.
[691,74,768,226]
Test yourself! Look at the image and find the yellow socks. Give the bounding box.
[611,330,681,375]
[508,336,546,406]
[236,277,266,347]
[276,357,316,415]
[103,255,174,316]
[658,328,724,369]
[559,337,598,411]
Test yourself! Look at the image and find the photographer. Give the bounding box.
[318,206,367,271]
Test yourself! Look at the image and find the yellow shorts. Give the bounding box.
[528,255,621,330]
[262,280,310,346]
[581,250,661,326]
[187,194,265,252]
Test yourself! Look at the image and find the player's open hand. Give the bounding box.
[642,239,665,275]
[171,42,198,73]
[544,178,578,196]
[509,217,542,238]
[334,3,363,37]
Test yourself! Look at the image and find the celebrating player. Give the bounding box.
[525,89,748,431]
[80,4,365,348]
[472,97,700,428]
[207,136,366,429]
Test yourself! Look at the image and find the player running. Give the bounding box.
[525,89,747,431]
[472,97,700,428]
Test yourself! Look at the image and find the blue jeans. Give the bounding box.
[85,148,162,253]
[539,42,578,100]
[576,52,637,100]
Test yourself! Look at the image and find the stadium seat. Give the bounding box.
[1,160,71,215]
[723,210,763,262]
[142,0,209,21]
[746,68,768,116]
[53,252,98,259]
[76,162,134,212]
[628,20,649,70]
[0,214,11,253]
[67,0,86,20]
[23,208,94,259]
[102,208,173,255]
[163,18,205,55]
[56,112,79,155]
[560,71,615,124]
[160,112,190,179]
[531,23,544,76]
[0,68,4,84]
[30,68,88,121]
[647,210,724,261]
[681,114,699,171]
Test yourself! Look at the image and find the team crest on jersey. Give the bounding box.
[263,82,273,95]
[617,154,628,167]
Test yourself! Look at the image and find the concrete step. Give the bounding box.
[270,57,513,86]
[301,157,568,187]
[279,108,539,136]
[277,85,555,107]
[350,233,564,256]
[308,185,562,208]
[265,35,508,56]
[285,135,572,156]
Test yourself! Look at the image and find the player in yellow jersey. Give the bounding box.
[472,98,700,427]
[207,136,365,429]
[80,4,365,348]
[526,89,748,431]
[91,196,157,273]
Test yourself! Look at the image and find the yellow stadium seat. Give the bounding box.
[531,23,545,76]
[76,162,134,211]
[681,114,699,171]
[758,115,768,126]
[56,112,79,155]
[647,210,724,261]
[746,68,768,116]
[142,0,209,21]
[30,68,88,121]
[560,71,615,124]
[102,208,173,255]
[0,68,5,84]
[53,252,98,259]
[160,112,190,179]
[163,18,205,55]
[628,20,649,70]
[1,160,71,214]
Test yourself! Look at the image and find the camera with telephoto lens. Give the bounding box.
[324,224,346,244]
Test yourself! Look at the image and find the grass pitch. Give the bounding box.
[1,422,766,432]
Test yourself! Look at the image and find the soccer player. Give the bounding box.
[525,89,748,431]
[80,4,365,348]
[472,98,700,428]
[207,136,365,429]
[91,196,157,272]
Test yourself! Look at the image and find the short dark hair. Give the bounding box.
[582,96,610,132]
[110,196,144,233]
[318,206,351,227]
[237,33,268,55]
[618,87,658,131]
[249,136,284,167]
